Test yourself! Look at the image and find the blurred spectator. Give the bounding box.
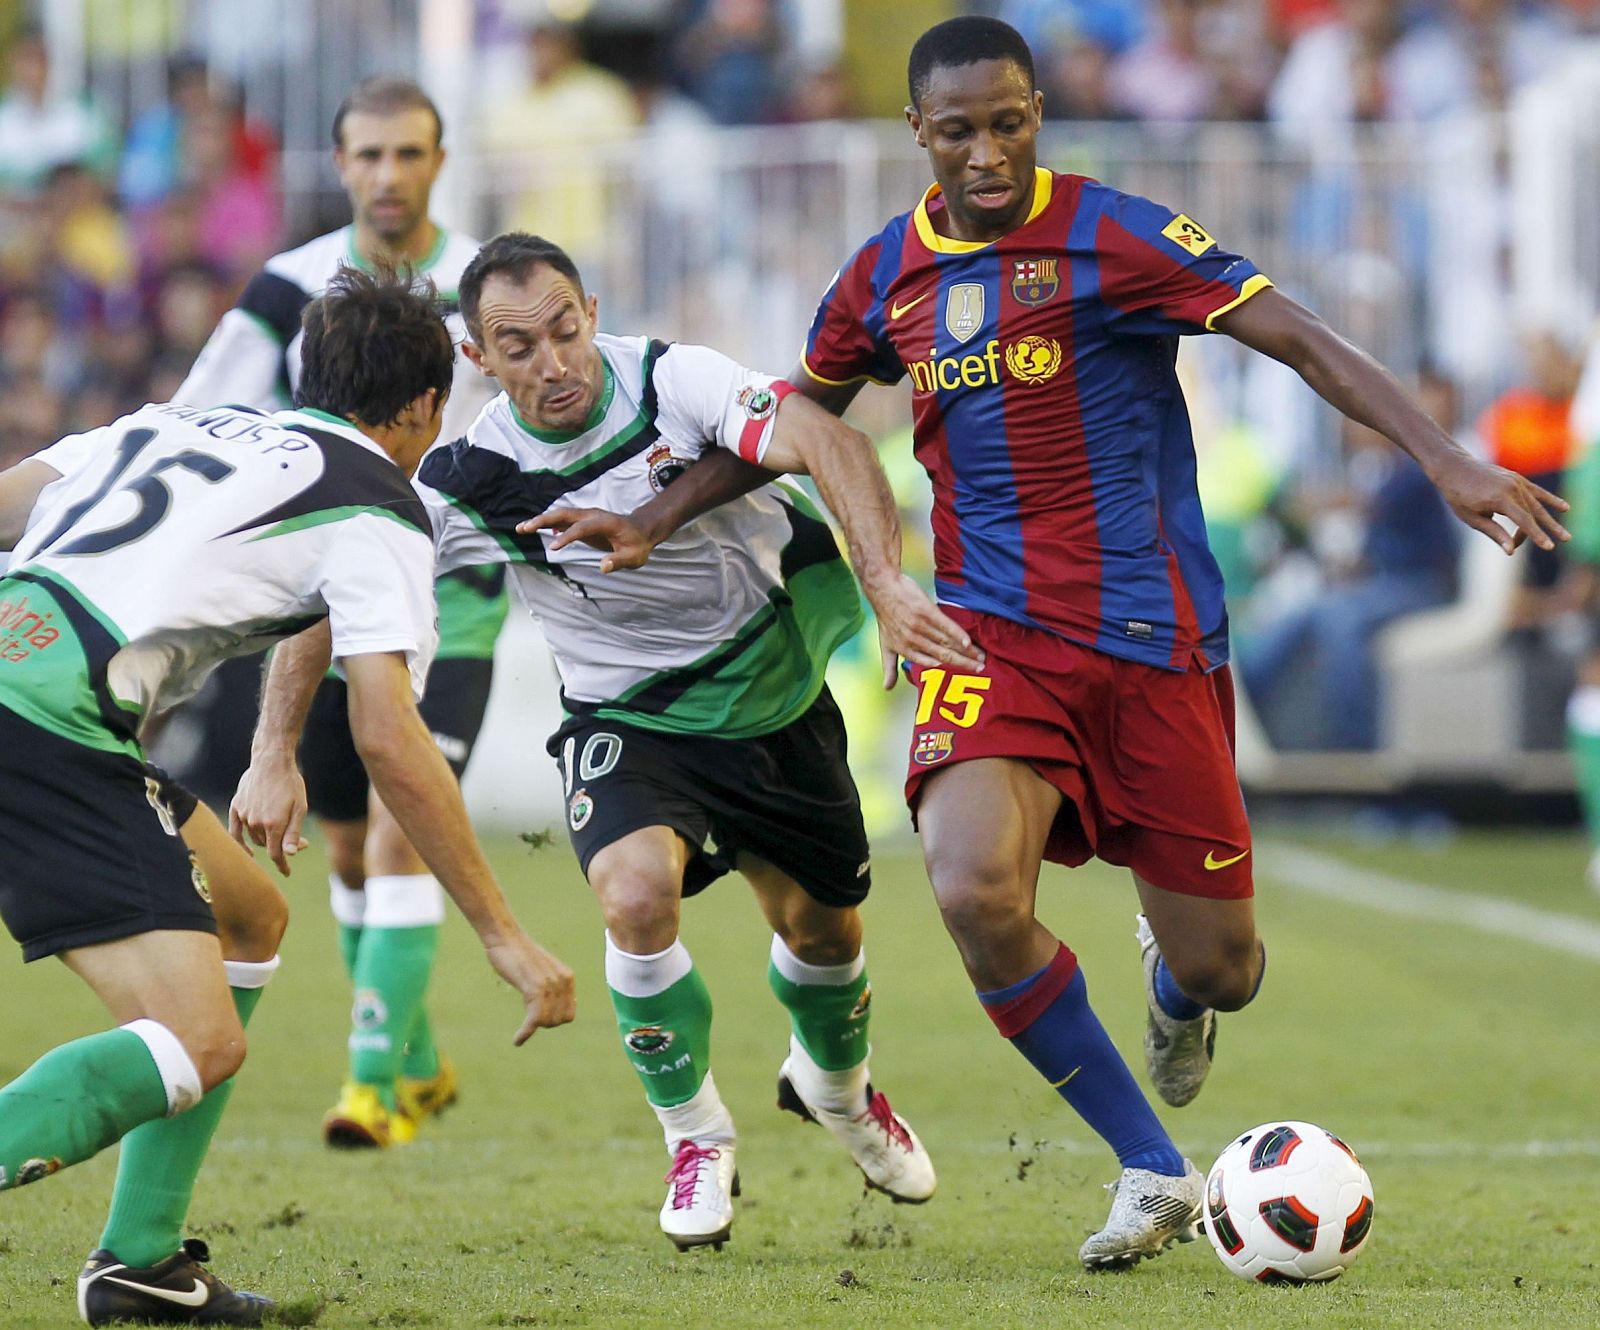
[37,163,139,330]
[0,371,64,468]
[1042,38,1129,121]
[1389,0,1569,120]
[999,0,1148,57]
[676,0,781,125]
[481,23,637,259]
[118,54,212,209]
[0,28,115,197]
[1239,371,1462,750]
[779,60,855,123]
[1109,0,1266,123]
[0,288,75,394]
[1269,0,1405,149]
[152,259,226,365]
[187,101,280,277]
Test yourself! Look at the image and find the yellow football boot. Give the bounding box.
[322,1083,416,1148]
[397,1054,459,1124]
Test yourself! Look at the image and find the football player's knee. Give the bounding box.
[1171,938,1261,1012]
[185,1014,248,1092]
[778,908,862,967]
[326,841,366,890]
[225,884,289,962]
[930,868,1032,951]
[598,876,680,953]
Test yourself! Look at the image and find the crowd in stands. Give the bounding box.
[1,1,1597,757]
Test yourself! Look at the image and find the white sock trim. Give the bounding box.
[769,933,864,987]
[363,874,445,928]
[224,954,281,990]
[605,932,693,999]
[787,1034,869,1115]
[328,875,366,928]
[122,1018,204,1116]
[652,1070,736,1151]
[1569,686,1600,733]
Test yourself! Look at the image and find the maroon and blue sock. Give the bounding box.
[978,944,1185,1177]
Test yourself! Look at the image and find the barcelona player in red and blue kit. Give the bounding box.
[788,16,1569,1270]
[532,13,1569,1274]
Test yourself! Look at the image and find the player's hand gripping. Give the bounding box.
[1426,451,1570,555]
[517,507,656,573]
[229,757,311,876]
[864,571,986,688]
[483,930,577,1044]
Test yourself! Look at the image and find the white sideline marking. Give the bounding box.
[1259,844,1600,963]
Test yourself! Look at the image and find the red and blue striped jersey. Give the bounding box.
[803,168,1272,672]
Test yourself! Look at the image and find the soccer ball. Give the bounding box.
[1203,1121,1375,1283]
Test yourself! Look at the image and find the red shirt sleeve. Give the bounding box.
[1096,190,1272,336]
[802,238,906,387]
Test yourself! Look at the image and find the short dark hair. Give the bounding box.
[907,16,1035,109]
[458,233,585,342]
[332,76,443,149]
[296,265,454,428]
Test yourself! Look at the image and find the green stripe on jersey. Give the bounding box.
[246,504,421,543]
[0,574,143,758]
[436,568,510,661]
[585,556,863,739]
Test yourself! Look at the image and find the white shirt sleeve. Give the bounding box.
[29,425,111,485]
[175,308,288,410]
[652,342,794,465]
[317,512,439,700]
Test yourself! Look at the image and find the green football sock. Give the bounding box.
[348,874,443,1110]
[1567,697,1600,842]
[767,936,871,1071]
[401,1008,440,1081]
[0,1027,179,1192]
[98,960,277,1267]
[328,874,364,979]
[605,935,712,1109]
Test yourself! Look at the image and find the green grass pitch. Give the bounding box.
[2,829,1597,1328]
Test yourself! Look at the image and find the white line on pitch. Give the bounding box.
[1258,844,1600,963]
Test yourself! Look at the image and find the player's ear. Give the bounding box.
[585,291,599,327]
[462,339,491,376]
[906,105,925,146]
[1031,89,1043,123]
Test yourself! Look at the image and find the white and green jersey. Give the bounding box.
[175,223,507,659]
[0,404,437,759]
[415,333,864,739]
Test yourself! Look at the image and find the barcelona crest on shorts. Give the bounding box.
[913,730,955,766]
[1012,257,1059,306]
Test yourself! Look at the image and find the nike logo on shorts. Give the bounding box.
[1203,848,1249,871]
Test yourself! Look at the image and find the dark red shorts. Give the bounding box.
[904,608,1253,900]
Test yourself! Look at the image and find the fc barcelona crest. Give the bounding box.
[913,730,955,766]
[1011,258,1059,305]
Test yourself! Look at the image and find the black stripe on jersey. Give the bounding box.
[776,494,846,582]
[438,562,507,598]
[5,570,139,743]
[418,439,586,594]
[238,270,311,347]
[562,592,786,722]
[219,427,429,540]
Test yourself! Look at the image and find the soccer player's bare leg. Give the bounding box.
[590,826,734,1248]
[919,757,1202,1266]
[96,803,287,1270]
[1,930,239,1197]
[1132,875,1262,1013]
[741,854,935,1202]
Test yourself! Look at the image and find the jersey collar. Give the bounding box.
[506,353,617,445]
[343,223,450,275]
[912,167,1054,254]
[273,407,394,461]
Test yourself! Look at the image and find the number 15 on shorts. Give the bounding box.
[914,668,991,728]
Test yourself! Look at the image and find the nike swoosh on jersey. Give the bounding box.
[101,1276,209,1308]
[1203,848,1250,871]
[889,293,929,320]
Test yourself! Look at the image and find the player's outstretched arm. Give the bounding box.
[230,621,331,873]
[1216,288,1570,554]
[522,449,775,571]
[343,649,576,1042]
[757,391,983,679]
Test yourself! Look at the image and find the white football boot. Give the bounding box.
[1078,1161,1204,1271]
[660,1139,738,1251]
[1137,914,1216,1107]
[777,1053,936,1203]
